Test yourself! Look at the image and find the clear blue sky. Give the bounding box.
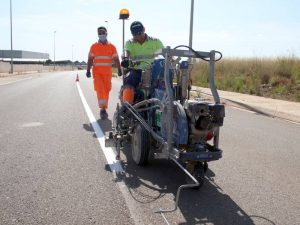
[0,0,300,62]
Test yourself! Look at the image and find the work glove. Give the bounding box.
[121,57,129,68]
[118,68,122,77]
[86,70,91,78]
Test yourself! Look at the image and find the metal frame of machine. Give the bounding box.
[106,46,225,212]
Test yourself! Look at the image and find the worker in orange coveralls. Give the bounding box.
[86,26,122,119]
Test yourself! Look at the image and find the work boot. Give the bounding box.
[100,109,108,119]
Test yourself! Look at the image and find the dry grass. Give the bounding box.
[191,56,300,102]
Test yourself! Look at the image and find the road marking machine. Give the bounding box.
[106,46,224,212]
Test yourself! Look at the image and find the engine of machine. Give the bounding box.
[183,100,225,144]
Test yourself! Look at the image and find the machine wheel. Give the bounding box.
[131,123,150,166]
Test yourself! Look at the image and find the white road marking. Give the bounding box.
[20,122,44,128]
[0,76,33,86]
[76,82,123,173]
[230,106,300,125]
[77,82,149,225]
[282,119,300,125]
[230,105,256,114]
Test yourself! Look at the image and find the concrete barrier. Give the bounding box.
[0,61,73,75]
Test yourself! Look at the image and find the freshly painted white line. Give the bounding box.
[77,82,146,225]
[76,82,123,173]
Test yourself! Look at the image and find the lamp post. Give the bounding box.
[189,0,194,49]
[72,44,74,70]
[53,31,56,71]
[105,20,108,30]
[119,9,130,56]
[10,0,13,74]
[188,0,194,63]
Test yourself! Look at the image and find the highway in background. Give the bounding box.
[0,71,299,225]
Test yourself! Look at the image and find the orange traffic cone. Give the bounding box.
[75,74,79,82]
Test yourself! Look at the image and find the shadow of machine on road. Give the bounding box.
[82,119,112,138]
[117,145,256,225]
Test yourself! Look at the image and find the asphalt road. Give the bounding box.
[0,71,299,225]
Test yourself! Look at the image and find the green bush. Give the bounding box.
[232,77,246,92]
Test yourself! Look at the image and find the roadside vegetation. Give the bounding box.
[191,56,300,102]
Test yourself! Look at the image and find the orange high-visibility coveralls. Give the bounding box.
[89,42,119,109]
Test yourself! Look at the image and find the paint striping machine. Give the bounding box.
[105,45,225,212]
